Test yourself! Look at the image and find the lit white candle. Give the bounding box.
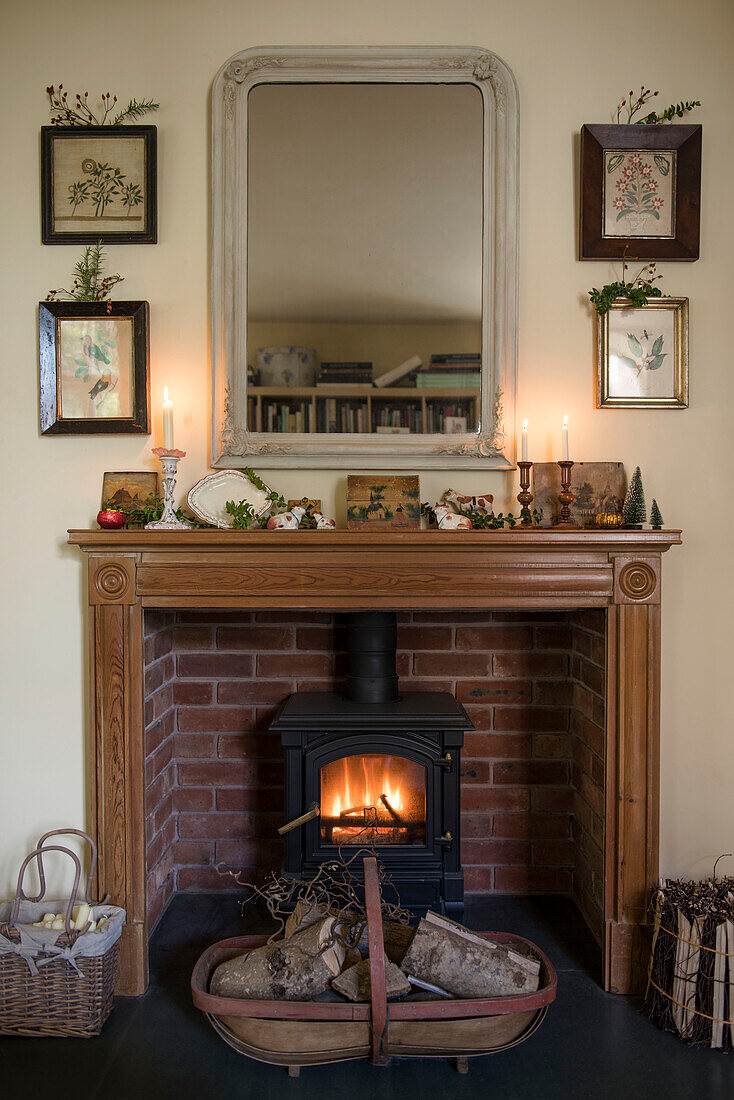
[521,419,528,462]
[562,414,569,461]
[162,387,174,451]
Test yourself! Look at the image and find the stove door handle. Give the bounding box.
[435,831,453,849]
[435,753,453,771]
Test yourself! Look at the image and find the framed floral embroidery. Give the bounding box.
[580,124,701,260]
[41,126,157,244]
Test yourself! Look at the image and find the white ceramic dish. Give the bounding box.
[187,470,272,529]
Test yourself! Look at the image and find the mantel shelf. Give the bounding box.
[68,528,682,553]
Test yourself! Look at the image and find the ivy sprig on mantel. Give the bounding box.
[46,85,159,126]
[589,260,663,315]
[225,469,287,529]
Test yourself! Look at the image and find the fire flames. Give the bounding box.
[320,754,425,845]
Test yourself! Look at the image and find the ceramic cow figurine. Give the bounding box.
[311,512,336,529]
[434,504,473,530]
[443,489,494,516]
[266,505,305,530]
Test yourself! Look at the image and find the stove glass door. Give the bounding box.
[320,753,426,845]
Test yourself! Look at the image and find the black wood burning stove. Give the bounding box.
[270,612,473,915]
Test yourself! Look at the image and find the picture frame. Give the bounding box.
[41,125,157,244]
[101,471,158,510]
[533,462,626,527]
[346,475,421,530]
[580,124,701,260]
[39,301,150,434]
[597,297,688,409]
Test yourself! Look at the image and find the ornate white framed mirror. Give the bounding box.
[211,47,518,468]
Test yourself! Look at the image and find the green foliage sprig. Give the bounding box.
[225,469,287,529]
[46,85,159,126]
[242,467,286,512]
[225,500,262,529]
[589,260,663,315]
[421,503,543,529]
[614,86,701,125]
[101,493,208,528]
[46,240,123,302]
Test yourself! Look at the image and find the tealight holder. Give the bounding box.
[145,448,192,530]
[517,461,534,525]
[555,460,578,528]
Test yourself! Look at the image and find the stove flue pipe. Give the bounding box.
[344,611,400,704]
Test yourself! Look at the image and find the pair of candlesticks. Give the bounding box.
[517,460,576,528]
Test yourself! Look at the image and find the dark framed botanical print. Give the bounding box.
[39,301,150,434]
[580,124,701,260]
[41,126,157,244]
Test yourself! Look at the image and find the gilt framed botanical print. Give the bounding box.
[597,297,688,409]
[580,124,701,260]
[41,126,157,244]
[39,301,150,433]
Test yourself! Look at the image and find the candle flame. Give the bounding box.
[563,414,568,429]
[164,386,169,402]
[522,418,528,430]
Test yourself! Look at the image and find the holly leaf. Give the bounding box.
[646,354,667,371]
[651,335,664,357]
[627,334,644,356]
[617,354,638,371]
[74,367,90,379]
[74,357,88,366]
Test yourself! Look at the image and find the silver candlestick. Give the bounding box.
[145,448,192,530]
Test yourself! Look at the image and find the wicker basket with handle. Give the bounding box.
[0,828,124,1038]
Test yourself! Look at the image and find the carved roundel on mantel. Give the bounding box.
[90,558,136,604]
[616,560,659,603]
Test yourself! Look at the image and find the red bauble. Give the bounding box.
[97,509,126,530]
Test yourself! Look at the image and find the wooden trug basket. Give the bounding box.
[191,857,557,1075]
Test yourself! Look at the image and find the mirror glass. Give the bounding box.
[246,82,484,438]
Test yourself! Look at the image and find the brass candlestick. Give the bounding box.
[517,461,534,525]
[556,460,577,527]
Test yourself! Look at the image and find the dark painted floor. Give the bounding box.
[1,893,733,1099]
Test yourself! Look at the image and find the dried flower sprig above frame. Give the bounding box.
[588,257,663,315]
[46,85,159,126]
[614,85,701,125]
[45,240,123,303]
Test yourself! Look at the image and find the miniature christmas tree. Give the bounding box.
[622,466,646,527]
[650,499,664,529]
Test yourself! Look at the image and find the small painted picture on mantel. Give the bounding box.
[533,462,626,528]
[346,475,421,530]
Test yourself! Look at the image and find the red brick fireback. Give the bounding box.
[143,610,607,942]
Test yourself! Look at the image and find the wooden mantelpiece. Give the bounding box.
[68,528,681,996]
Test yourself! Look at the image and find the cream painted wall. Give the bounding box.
[2,0,733,896]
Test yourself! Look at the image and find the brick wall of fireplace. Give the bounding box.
[143,610,606,943]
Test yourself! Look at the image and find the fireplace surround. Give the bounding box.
[68,527,680,996]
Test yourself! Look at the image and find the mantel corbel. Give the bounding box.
[88,554,139,605]
[611,554,661,605]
